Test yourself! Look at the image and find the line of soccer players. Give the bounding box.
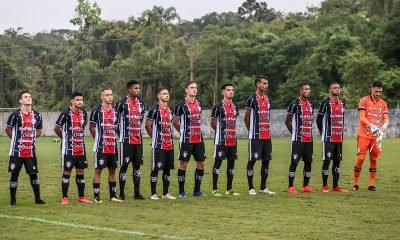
[5,77,389,205]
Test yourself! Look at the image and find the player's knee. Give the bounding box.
[76,169,84,175]
[354,167,362,172]
[63,170,72,176]
[179,161,188,170]
[369,168,377,172]
[196,161,205,170]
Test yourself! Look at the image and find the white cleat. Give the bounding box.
[162,193,176,200]
[259,188,276,195]
[249,189,257,195]
[212,190,222,197]
[226,190,240,196]
[110,197,124,202]
[150,194,159,200]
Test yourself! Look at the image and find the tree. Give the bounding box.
[238,0,280,24]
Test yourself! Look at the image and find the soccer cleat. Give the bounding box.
[301,186,317,193]
[332,186,348,193]
[78,196,93,203]
[162,193,176,200]
[94,197,103,203]
[226,190,240,196]
[119,194,125,200]
[110,197,124,202]
[192,191,206,197]
[134,194,145,200]
[212,190,222,197]
[287,187,298,194]
[249,189,257,195]
[61,197,69,205]
[179,192,188,198]
[35,199,46,204]
[10,199,16,206]
[150,194,159,200]
[352,185,359,191]
[322,186,329,193]
[259,188,276,195]
[368,185,377,191]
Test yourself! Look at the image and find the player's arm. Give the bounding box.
[89,123,96,138]
[172,116,180,132]
[244,108,251,131]
[381,114,389,132]
[316,114,323,134]
[5,126,13,138]
[285,113,293,134]
[54,125,62,138]
[145,118,153,137]
[210,118,217,131]
[36,128,43,138]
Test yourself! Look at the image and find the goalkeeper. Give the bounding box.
[353,81,390,191]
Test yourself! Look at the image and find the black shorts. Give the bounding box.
[9,156,38,174]
[62,155,88,171]
[291,141,313,164]
[248,139,272,161]
[152,148,174,171]
[178,142,206,162]
[322,142,342,161]
[120,142,143,166]
[213,145,237,161]
[95,152,118,169]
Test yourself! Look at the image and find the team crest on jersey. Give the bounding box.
[293,154,298,160]
[66,161,72,168]
[327,152,332,158]
[99,159,104,166]
[218,151,223,157]
[253,152,259,159]
[10,163,16,170]
[183,151,188,158]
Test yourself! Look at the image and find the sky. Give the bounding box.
[0,0,323,34]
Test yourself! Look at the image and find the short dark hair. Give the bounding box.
[184,80,197,88]
[101,87,112,92]
[70,91,83,100]
[127,80,140,89]
[18,90,31,100]
[221,83,234,91]
[372,81,383,88]
[329,82,340,88]
[157,87,168,93]
[255,75,268,86]
[298,82,310,89]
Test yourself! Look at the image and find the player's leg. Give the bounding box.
[368,155,378,190]
[162,150,175,199]
[288,142,301,193]
[9,157,23,205]
[107,154,119,201]
[212,159,222,194]
[178,160,188,197]
[301,143,316,193]
[132,144,144,199]
[61,155,72,203]
[93,168,102,202]
[247,139,259,194]
[353,137,369,190]
[25,157,45,204]
[193,142,206,196]
[260,140,273,193]
[76,155,90,202]
[321,142,331,191]
[119,143,130,200]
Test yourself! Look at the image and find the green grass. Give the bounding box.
[0,137,399,240]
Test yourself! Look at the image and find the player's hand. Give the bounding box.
[368,124,381,136]
[381,123,388,133]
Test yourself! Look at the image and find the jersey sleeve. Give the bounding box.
[235,104,240,116]
[141,101,147,115]
[358,97,367,111]
[36,112,43,129]
[90,108,98,124]
[82,111,88,127]
[6,112,18,128]
[146,106,157,121]
[287,101,296,115]
[174,101,183,117]
[55,110,67,127]
[211,104,219,119]
[245,95,254,109]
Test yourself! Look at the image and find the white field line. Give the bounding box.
[0,214,203,240]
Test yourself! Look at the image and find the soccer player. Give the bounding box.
[145,87,176,200]
[173,81,206,197]
[353,81,389,191]
[54,92,92,204]
[6,90,46,205]
[211,83,240,196]
[89,88,123,203]
[285,83,316,194]
[244,76,276,195]
[116,80,147,200]
[316,83,348,193]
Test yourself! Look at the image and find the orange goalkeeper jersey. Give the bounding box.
[357,95,389,139]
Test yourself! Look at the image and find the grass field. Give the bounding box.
[0,136,399,240]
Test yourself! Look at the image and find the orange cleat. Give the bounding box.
[78,196,93,203]
[61,197,69,205]
[322,186,329,193]
[301,186,317,193]
[332,186,348,193]
[287,187,298,194]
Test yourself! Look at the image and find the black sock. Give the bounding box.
[289,162,298,187]
[332,161,341,188]
[194,168,204,192]
[93,183,100,198]
[133,165,141,196]
[303,162,312,187]
[76,175,85,197]
[10,172,19,202]
[227,160,235,191]
[322,161,330,187]
[260,161,269,190]
[150,170,158,195]
[109,181,117,199]
[177,169,186,193]
[162,169,171,195]
[61,174,70,198]
[247,161,256,190]
[29,174,41,201]
[212,160,222,190]
[119,165,128,196]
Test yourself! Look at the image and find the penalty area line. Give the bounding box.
[0,214,201,240]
